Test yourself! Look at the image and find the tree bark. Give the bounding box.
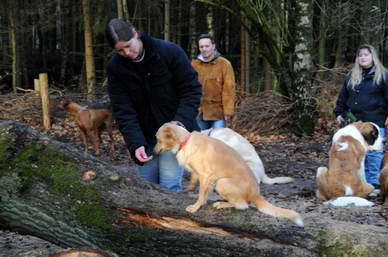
[116,0,123,20]
[8,0,21,93]
[1,120,388,256]
[176,0,183,46]
[263,59,272,91]
[244,20,250,93]
[81,0,96,101]
[334,1,350,68]
[240,13,246,93]
[188,1,197,59]
[317,0,328,68]
[122,0,129,22]
[206,6,214,36]
[289,0,315,136]
[164,0,170,41]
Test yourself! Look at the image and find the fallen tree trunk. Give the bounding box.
[0,120,387,257]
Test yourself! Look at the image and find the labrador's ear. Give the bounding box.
[164,126,179,142]
[158,125,180,150]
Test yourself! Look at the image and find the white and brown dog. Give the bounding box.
[201,128,293,185]
[154,122,304,226]
[379,154,388,206]
[316,122,383,201]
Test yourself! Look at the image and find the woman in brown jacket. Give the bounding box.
[192,34,236,130]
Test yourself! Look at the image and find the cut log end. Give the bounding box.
[49,249,112,257]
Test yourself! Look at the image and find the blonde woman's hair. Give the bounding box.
[348,44,387,88]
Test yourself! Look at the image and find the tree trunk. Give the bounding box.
[122,0,129,22]
[56,0,63,50]
[334,2,350,68]
[176,0,183,46]
[317,0,328,68]
[71,0,77,67]
[225,12,230,53]
[263,59,272,91]
[289,0,315,136]
[19,4,29,89]
[188,1,197,59]
[1,120,388,256]
[82,0,96,101]
[8,0,21,93]
[116,0,123,20]
[59,52,69,85]
[206,6,214,36]
[1,17,9,66]
[244,20,250,93]
[164,0,170,41]
[240,13,247,93]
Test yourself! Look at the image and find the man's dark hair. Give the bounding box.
[197,34,215,44]
[105,18,135,49]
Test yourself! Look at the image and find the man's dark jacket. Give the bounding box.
[334,67,388,128]
[106,33,201,160]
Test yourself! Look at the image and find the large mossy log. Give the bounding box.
[0,120,388,257]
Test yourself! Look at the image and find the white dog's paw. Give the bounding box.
[186,204,200,213]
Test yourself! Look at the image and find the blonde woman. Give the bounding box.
[334,44,388,189]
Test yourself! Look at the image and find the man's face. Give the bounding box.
[198,38,215,59]
[115,31,143,60]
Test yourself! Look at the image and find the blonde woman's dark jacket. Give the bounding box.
[192,56,235,120]
[334,66,388,128]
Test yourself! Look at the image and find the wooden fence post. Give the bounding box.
[39,73,51,129]
[34,79,40,92]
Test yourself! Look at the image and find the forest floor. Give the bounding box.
[1,96,388,256]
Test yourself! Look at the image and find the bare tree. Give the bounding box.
[7,0,21,93]
[164,0,170,41]
[82,0,96,99]
[189,1,197,58]
[117,0,124,19]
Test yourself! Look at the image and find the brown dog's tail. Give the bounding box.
[251,195,304,227]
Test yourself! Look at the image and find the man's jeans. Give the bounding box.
[196,114,225,130]
[365,127,385,185]
[138,150,183,192]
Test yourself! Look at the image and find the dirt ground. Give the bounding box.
[1,101,388,256]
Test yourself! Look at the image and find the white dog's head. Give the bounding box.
[333,122,382,151]
[353,122,383,151]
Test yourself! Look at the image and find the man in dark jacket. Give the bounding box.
[334,44,388,189]
[105,18,201,192]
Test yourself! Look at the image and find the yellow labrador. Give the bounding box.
[154,122,304,226]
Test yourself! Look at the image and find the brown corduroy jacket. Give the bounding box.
[192,56,236,120]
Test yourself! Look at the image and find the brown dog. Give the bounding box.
[58,99,115,155]
[316,122,381,200]
[154,122,303,226]
[379,154,388,205]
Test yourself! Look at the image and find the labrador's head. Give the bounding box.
[154,122,185,154]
